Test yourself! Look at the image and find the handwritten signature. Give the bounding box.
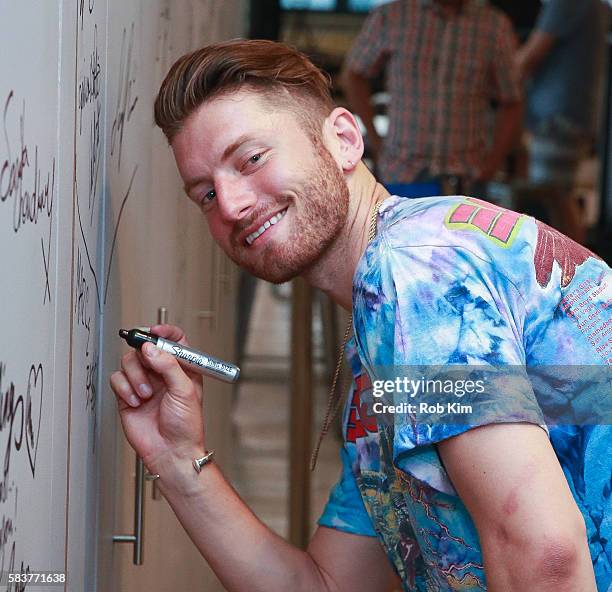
[0,92,56,305]
[110,23,138,172]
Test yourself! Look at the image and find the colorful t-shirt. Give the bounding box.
[319,195,611,591]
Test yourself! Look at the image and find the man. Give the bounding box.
[515,0,610,243]
[341,0,523,193]
[110,40,611,590]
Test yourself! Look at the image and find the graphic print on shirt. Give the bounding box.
[346,373,378,443]
[320,197,611,591]
[445,197,525,248]
[533,219,602,288]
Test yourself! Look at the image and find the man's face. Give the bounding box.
[171,90,349,283]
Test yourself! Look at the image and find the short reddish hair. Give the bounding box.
[154,39,334,142]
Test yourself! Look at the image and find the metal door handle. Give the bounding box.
[112,305,170,560]
[112,456,145,564]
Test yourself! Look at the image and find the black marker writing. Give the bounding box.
[110,23,138,171]
[103,165,137,305]
[75,247,92,356]
[0,362,44,490]
[0,515,15,570]
[0,363,24,501]
[86,346,98,453]
[78,24,101,134]
[89,100,101,225]
[79,0,95,30]
[0,94,55,235]
[0,488,18,576]
[6,539,29,592]
[25,364,43,479]
[75,182,101,312]
[0,92,56,305]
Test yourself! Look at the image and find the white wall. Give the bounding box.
[0,1,245,589]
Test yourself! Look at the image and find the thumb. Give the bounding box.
[141,342,193,397]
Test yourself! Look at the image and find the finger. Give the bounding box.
[110,370,143,409]
[149,323,190,346]
[140,341,194,398]
[120,350,154,399]
[130,349,178,392]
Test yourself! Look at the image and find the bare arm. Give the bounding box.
[515,31,556,82]
[154,455,395,592]
[438,423,596,591]
[111,324,395,592]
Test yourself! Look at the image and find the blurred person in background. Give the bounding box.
[341,0,523,196]
[516,0,611,243]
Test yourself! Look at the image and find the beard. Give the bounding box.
[228,139,350,284]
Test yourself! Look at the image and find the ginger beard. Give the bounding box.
[228,138,350,284]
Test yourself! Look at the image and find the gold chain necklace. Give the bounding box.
[310,197,384,471]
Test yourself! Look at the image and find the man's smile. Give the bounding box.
[244,208,288,246]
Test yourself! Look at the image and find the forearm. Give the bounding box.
[515,31,556,82]
[154,451,334,592]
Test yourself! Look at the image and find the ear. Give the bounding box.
[323,107,364,172]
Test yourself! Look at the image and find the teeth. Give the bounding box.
[246,209,287,245]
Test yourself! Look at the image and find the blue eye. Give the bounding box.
[203,189,216,203]
[242,153,265,171]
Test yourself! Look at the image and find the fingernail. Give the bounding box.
[145,343,160,357]
[129,394,141,407]
[139,383,153,397]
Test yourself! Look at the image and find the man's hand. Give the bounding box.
[111,326,396,592]
[110,323,206,474]
[438,423,596,591]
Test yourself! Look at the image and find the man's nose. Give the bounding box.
[215,175,257,223]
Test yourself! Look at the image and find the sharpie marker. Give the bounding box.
[119,328,240,383]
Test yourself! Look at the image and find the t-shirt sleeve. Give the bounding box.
[318,446,378,537]
[359,242,546,494]
[343,7,390,78]
[488,13,522,103]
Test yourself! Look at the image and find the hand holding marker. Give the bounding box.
[119,328,240,383]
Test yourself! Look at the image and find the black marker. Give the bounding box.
[119,328,240,383]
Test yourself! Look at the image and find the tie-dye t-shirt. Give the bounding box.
[319,195,611,591]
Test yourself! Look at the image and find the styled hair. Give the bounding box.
[154,39,334,142]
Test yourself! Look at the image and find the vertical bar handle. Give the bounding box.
[112,455,146,565]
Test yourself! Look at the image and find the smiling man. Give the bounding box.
[173,90,353,285]
[110,40,611,591]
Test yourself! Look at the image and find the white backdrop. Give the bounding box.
[0,1,245,589]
